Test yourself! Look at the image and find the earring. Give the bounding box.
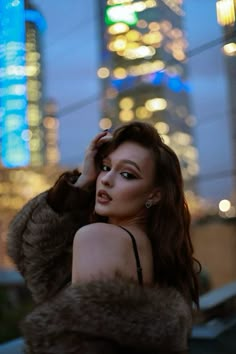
[145,200,152,208]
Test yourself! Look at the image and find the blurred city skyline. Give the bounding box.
[31,0,235,204]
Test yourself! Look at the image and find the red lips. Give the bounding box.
[97,190,112,201]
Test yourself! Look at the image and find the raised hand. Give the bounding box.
[75,131,112,189]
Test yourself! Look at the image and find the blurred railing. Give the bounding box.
[0,338,24,354]
[190,280,236,354]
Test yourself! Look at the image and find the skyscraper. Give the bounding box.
[0,0,59,169]
[97,0,199,190]
[0,0,60,267]
[0,0,30,168]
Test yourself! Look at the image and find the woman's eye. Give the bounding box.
[101,164,110,172]
[121,172,136,180]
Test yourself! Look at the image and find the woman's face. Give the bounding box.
[95,141,157,225]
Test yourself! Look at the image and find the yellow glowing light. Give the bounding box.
[27,52,40,61]
[216,0,235,26]
[31,154,43,165]
[113,36,127,51]
[126,42,140,49]
[160,20,172,32]
[99,118,113,130]
[161,134,170,145]
[186,163,199,176]
[26,64,40,76]
[183,146,198,160]
[107,0,132,5]
[28,114,40,126]
[28,89,41,101]
[133,1,146,12]
[119,109,134,122]
[155,122,169,134]
[142,32,163,45]
[153,60,165,70]
[223,42,236,56]
[145,98,167,111]
[108,42,117,51]
[126,29,141,41]
[146,0,157,8]
[172,132,192,145]
[170,28,183,38]
[30,138,41,151]
[47,149,60,163]
[124,45,155,59]
[119,97,134,109]
[108,22,129,34]
[137,19,148,28]
[219,199,231,212]
[43,116,58,129]
[149,22,160,31]
[173,50,186,61]
[97,67,110,79]
[136,106,152,119]
[113,67,127,79]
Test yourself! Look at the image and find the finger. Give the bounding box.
[96,135,113,146]
[93,131,108,145]
[87,132,108,152]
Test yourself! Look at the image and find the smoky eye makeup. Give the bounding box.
[120,171,137,180]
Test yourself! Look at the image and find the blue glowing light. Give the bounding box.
[25,9,47,32]
[167,75,183,92]
[0,0,30,168]
[110,70,189,93]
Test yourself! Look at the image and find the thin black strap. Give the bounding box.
[119,226,143,286]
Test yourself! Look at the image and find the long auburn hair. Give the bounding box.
[95,121,201,307]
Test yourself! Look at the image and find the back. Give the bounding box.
[72,223,154,285]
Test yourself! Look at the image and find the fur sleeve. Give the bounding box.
[22,279,192,353]
[7,172,94,304]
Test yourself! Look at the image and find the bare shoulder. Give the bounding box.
[72,223,131,283]
[74,222,130,246]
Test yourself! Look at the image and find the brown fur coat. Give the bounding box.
[22,279,191,354]
[7,171,192,354]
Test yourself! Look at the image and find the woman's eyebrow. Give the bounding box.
[120,159,141,172]
[103,157,141,172]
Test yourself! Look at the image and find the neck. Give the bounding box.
[108,214,147,232]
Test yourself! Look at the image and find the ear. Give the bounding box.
[148,188,161,205]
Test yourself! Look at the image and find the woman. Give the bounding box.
[7,121,199,354]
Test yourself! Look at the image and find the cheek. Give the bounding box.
[117,183,147,202]
[96,173,102,188]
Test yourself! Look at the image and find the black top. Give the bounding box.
[119,226,143,286]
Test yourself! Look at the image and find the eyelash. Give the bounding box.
[101,164,136,180]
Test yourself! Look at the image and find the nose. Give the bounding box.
[101,170,114,187]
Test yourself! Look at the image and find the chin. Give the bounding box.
[94,204,108,217]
